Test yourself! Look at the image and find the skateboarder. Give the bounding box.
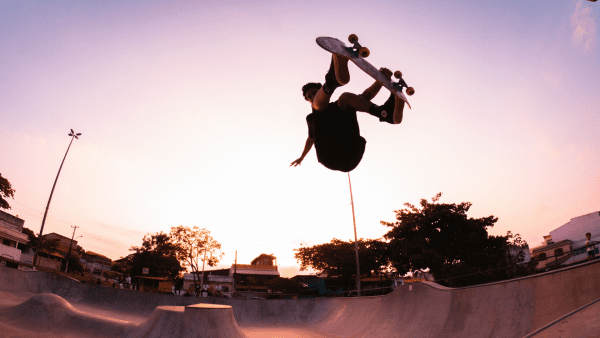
[290,55,405,172]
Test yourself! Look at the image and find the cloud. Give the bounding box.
[571,1,597,52]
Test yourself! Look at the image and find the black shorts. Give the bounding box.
[308,102,366,172]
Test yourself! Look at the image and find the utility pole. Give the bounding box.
[34,129,81,268]
[64,225,79,273]
[348,172,361,296]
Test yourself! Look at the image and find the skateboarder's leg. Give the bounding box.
[338,93,373,112]
[323,55,350,95]
[338,92,404,124]
[305,55,350,112]
[374,93,405,124]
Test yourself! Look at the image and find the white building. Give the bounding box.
[0,210,30,263]
[532,211,600,268]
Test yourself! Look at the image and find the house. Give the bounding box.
[531,236,573,270]
[80,251,112,278]
[0,210,31,264]
[531,211,600,270]
[36,232,80,271]
[183,253,280,296]
[43,232,79,256]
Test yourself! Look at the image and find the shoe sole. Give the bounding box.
[333,55,350,86]
[380,94,405,124]
[393,95,404,124]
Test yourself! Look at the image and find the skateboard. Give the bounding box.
[316,34,414,109]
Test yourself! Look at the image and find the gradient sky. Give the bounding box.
[1,0,598,278]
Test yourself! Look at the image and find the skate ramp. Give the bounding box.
[0,293,245,338]
[1,259,600,337]
[524,297,600,338]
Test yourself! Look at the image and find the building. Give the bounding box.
[184,268,235,295]
[183,254,280,296]
[531,212,600,270]
[43,232,78,256]
[80,251,112,278]
[531,236,573,270]
[33,232,81,271]
[0,210,31,264]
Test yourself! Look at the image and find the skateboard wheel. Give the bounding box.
[348,34,358,44]
[394,71,402,79]
[406,87,415,96]
[358,47,370,58]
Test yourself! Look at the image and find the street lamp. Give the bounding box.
[33,129,81,268]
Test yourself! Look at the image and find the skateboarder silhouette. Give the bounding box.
[290,54,405,172]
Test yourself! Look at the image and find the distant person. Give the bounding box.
[215,283,222,298]
[586,232,596,261]
[124,276,131,290]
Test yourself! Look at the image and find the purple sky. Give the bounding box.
[1,0,598,277]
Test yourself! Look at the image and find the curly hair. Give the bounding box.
[302,82,322,100]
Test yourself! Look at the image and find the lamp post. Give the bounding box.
[33,129,81,268]
[348,173,361,296]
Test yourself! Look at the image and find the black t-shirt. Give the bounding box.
[306,101,366,172]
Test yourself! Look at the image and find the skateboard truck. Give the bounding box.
[393,71,415,96]
[346,34,371,58]
[347,34,414,96]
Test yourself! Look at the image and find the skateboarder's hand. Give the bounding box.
[290,158,303,167]
[380,68,392,80]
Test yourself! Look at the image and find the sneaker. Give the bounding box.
[378,93,404,124]
[323,55,350,94]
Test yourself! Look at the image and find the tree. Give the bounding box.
[169,225,223,295]
[129,232,184,279]
[382,193,512,286]
[20,227,37,253]
[0,173,15,210]
[294,238,390,291]
[65,254,84,274]
[21,227,61,259]
[111,255,132,276]
[497,231,537,280]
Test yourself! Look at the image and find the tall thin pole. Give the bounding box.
[34,130,81,268]
[234,250,237,292]
[348,172,361,296]
[199,249,207,297]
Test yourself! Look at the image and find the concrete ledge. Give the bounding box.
[184,303,247,338]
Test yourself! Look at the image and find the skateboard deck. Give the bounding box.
[316,35,412,109]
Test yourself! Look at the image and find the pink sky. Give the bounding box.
[1,0,598,277]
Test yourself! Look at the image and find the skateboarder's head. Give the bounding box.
[302,82,322,102]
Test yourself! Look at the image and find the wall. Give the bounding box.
[0,210,24,232]
[37,256,61,271]
[0,243,21,261]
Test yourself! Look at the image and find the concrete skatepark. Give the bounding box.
[1,260,600,337]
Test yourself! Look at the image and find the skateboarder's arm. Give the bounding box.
[360,68,393,101]
[360,81,384,101]
[290,137,314,167]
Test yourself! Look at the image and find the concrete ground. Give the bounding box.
[1,260,600,337]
